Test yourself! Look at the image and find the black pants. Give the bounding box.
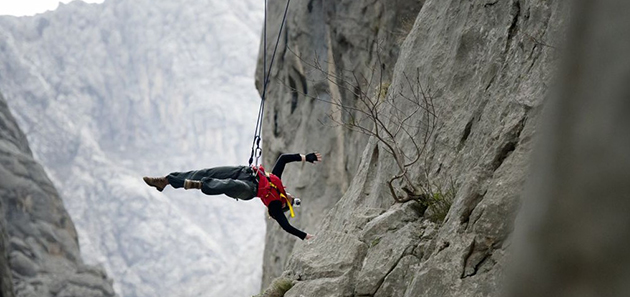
[167,166,257,200]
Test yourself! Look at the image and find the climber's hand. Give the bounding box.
[305,234,314,240]
[305,152,322,164]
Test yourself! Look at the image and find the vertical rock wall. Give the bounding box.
[259,0,570,296]
[0,92,115,297]
[256,0,424,288]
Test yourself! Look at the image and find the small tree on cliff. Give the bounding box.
[329,68,438,204]
[282,48,438,204]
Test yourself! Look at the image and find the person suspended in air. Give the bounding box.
[142,152,322,240]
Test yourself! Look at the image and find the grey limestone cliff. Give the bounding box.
[0,92,116,297]
[258,0,568,296]
[257,0,424,287]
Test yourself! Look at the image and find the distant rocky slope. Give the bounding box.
[259,0,568,296]
[0,0,264,296]
[0,92,116,297]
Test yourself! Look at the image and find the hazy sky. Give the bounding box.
[0,0,104,16]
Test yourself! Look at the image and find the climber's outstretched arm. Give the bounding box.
[272,152,322,178]
[268,200,310,240]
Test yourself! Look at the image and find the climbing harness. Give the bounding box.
[248,0,293,168]
[265,172,295,218]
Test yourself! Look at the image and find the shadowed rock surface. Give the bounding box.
[507,0,630,296]
[259,0,569,296]
[0,96,16,297]
[0,92,115,297]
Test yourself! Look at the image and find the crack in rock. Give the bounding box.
[505,0,522,53]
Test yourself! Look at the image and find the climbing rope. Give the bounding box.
[248,0,292,167]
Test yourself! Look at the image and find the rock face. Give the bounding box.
[0,1,265,296]
[259,0,568,295]
[507,1,630,296]
[0,91,116,296]
[0,95,17,297]
[257,0,424,287]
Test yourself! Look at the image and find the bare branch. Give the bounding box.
[282,44,440,205]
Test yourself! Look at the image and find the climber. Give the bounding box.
[142,152,322,240]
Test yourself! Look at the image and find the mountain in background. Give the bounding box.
[0,0,265,296]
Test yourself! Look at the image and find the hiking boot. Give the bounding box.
[184,179,202,190]
[143,176,168,192]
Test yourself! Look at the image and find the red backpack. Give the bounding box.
[253,166,295,217]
